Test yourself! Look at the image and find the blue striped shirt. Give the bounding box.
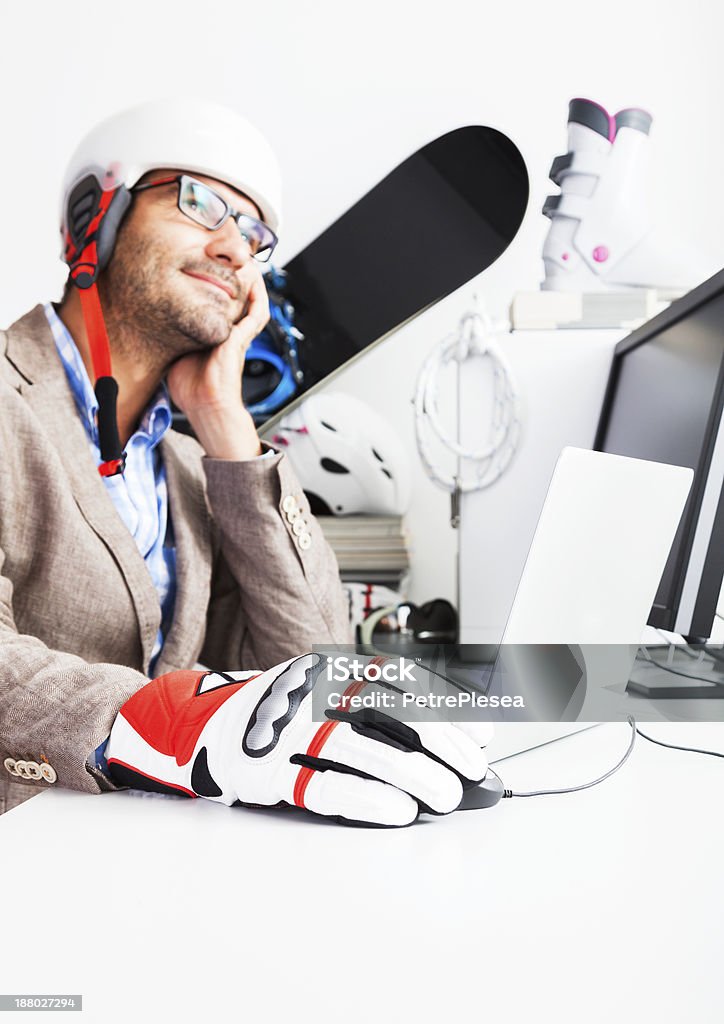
[44,303,176,673]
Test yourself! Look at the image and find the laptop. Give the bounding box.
[475,447,693,762]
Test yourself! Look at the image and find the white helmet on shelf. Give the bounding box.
[272,392,412,516]
[60,96,282,239]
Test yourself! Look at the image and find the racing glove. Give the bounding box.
[105,652,491,827]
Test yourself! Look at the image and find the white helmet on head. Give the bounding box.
[59,98,282,480]
[60,96,282,238]
[272,393,412,516]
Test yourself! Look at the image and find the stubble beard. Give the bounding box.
[99,229,240,372]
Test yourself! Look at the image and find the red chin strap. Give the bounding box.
[78,284,112,378]
[77,285,126,477]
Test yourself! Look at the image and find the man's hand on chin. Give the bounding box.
[167,268,270,460]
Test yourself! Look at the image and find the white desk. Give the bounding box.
[1,722,723,1024]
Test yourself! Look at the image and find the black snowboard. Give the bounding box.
[278,125,528,405]
[186,126,528,430]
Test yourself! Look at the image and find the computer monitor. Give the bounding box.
[594,268,724,642]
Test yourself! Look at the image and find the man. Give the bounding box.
[0,100,490,827]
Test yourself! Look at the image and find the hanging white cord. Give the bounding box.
[414,308,521,494]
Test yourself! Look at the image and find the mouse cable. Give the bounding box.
[491,716,637,798]
[489,717,724,799]
[634,726,724,760]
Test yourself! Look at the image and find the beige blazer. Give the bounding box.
[0,305,351,813]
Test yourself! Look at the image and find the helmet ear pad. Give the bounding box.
[96,185,133,273]
[65,173,133,286]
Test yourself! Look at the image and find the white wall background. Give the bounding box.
[3,0,724,604]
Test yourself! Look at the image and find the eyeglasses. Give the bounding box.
[132,174,278,263]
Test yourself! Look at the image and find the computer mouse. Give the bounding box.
[458,772,504,809]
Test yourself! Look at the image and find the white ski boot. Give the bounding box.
[541,98,703,294]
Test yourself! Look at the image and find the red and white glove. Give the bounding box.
[106,653,491,827]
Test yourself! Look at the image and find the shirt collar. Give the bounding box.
[44,302,172,451]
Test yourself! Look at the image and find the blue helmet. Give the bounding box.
[243,267,303,423]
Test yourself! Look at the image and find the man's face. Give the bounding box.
[100,169,264,360]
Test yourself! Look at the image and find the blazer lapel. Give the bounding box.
[5,305,162,672]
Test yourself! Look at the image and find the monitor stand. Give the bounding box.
[627,644,724,699]
[626,679,724,699]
